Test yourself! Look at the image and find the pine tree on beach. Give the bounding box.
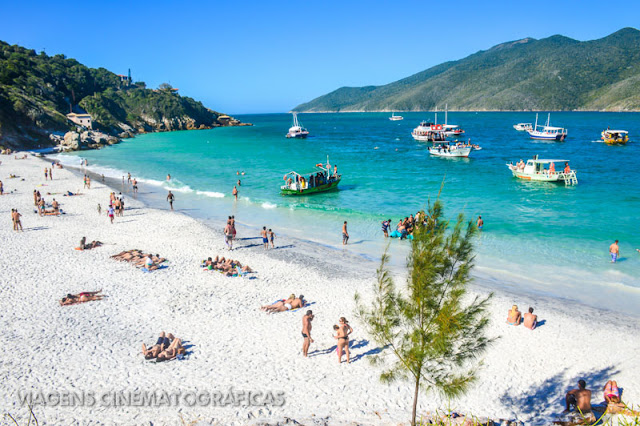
[355,199,494,426]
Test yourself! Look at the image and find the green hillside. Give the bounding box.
[0,40,240,149]
[293,28,640,112]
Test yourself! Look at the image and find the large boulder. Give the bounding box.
[62,131,81,150]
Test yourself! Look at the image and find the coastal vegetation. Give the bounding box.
[355,198,493,426]
[0,40,241,149]
[294,28,640,112]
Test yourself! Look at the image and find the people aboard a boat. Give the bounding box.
[548,162,556,175]
[564,162,571,174]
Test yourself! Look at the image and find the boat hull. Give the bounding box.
[281,178,341,196]
[286,132,309,139]
[428,146,472,158]
[527,131,567,141]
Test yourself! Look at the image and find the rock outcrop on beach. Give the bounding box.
[0,41,250,151]
[293,27,640,112]
[61,130,119,151]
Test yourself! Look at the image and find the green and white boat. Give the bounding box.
[281,158,341,196]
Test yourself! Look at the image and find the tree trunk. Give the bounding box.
[411,375,420,426]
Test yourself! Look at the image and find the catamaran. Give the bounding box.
[527,113,567,141]
[286,112,310,138]
[281,157,341,196]
[507,155,578,185]
[428,141,473,158]
[389,112,403,121]
[601,129,629,145]
[513,123,533,131]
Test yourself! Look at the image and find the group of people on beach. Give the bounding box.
[506,305,538,329]
[142,332,186,362]
[111,250,166,271]
[302,311,354,364]
[563,379,628,419]
[260,226,276,249]
[202,256,253,276]
[33,189,60,216]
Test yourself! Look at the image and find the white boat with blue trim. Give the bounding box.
[527,113,567,141]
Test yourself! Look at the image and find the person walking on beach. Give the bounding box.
[302,310,314,357]
[342,221,349,245]
[609,240,620,263]
[261,226,269,249]
[49,167,53,180]
[224,221,234,250]
[97,203,101,215]
[167,191,175,211]
[83,175,88,189]
[12,209,23,231]
[132,178,138,194]
[108,206,115,224]
[0,180,4,195]
[87,176,91,189]
[269,229,275,248]
[232,185,238,201]
[477,215,484,231]
[44,167,48,181]
[231,215,237,240]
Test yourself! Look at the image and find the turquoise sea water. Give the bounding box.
[57,112,640,315]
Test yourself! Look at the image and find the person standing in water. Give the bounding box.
[477,216,483,231]
[342,221,349,245]
[609,240,620,263]
[167,191,175,211]
[232,185,238,201]
[167,174,171,181]
[261,226,269,250]
[302,310,314,357]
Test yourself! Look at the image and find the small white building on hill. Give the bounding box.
[67,113,92,129]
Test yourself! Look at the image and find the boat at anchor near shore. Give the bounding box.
[281,157,341,196]
[285,112,309,138]
[507,156,578,185]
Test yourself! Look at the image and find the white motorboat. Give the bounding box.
[412,121,447,142]
[428,141,473,158]
[389,112,403,121]
[507,156,577,185]
[513,123,533,131]
[527,113,567,141]
[286,112,309,138]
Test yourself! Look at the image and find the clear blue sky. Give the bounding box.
[2,0,638,114]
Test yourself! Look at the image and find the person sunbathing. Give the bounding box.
[63,191,81,196]
[60,290,104,305]
[156,338,186,362]
[604,380,622,406]
[78,237,103,250]
[507,305,522,325]
[262,294,296,312]
[142,332,174,360]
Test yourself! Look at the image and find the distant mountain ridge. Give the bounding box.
[0,40,246,149]
[293,28,640,112]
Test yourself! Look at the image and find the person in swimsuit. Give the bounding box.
[477,215,483,231]
[108,206,115,224]
[564,380,592,414]
[609,240,619,263]
[224,222,233,250]
[342,221,349,245]
[507,305,521,326]
[604,380,622,405]
[381,219,391,237]
[132,179,138,194]
[302,310,314,357]
[156,337,185,362]
[523,307,537,330]
[167,191,175,211]
[334,317,353,364]
[268,229,275,248]
[142,332,174,360]
[261,226,269,249]
[232,185,238,200]
[261,294,296,313]
[60,290,104,306]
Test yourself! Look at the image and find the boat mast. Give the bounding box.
[435,106,438,125]
[445,104,448,125]
[546,113,550,127]
[535,113,538,129]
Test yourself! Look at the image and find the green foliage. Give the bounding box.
[355,198,494,426]
[294,28,640,112]
[0,40,227,147]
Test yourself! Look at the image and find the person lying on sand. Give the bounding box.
[142,332,174,360]
[507,305,522,326]
[604,380,622,406]
[202,256,253,274]
[262,294,296,313]
[111,250,166,269]
[60,290,104,306]
[63,191,82,196]
[77,237,103,250]
[157,338,186,362]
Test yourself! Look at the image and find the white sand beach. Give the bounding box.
[1,154,639,425]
